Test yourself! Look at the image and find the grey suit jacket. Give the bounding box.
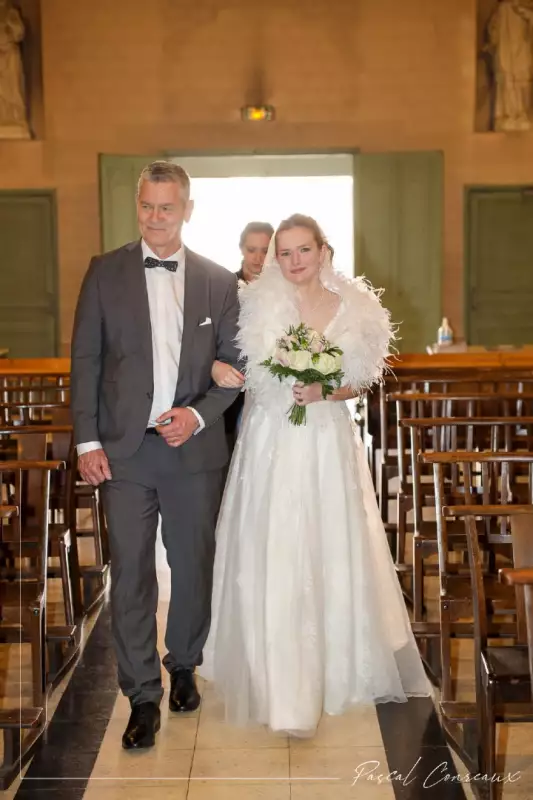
[70,240,241,472]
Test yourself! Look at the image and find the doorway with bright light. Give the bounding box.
[100,149,443,353]
[171,154,354,277]
[99,153,355,278]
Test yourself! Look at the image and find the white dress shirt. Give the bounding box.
[77,240,204,456]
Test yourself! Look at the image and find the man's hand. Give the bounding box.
[156,408,199,447]
[78,448,112,486]
[211,360,245,389]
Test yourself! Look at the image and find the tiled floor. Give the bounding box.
[3,516,533,799]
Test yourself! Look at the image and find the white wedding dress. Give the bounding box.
[199,255,431,736]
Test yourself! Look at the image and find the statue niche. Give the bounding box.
[483,0,533,132]
[0,0,30,139]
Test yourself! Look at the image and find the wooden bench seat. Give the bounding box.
[0,707,44,729]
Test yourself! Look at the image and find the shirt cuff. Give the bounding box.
[186,406,205,434]
[77,441,103,455]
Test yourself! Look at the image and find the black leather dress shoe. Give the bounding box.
[169,668,201,713]
[122,701,161,750]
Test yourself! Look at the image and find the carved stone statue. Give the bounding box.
[487,0,533,131]
[0,0,30,139]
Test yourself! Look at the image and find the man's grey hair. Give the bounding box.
[136,161,191,200]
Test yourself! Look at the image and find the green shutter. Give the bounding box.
[0,190,58,357]
[467,188,533,347]
[355,152,443,353]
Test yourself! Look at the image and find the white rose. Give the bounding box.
[315,352,337,375]
[288,349,312,371]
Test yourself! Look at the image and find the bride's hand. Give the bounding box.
[211,360,245,389]
[292,381,323,406]
[327,385,358,402]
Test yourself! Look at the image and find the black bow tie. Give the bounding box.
[144,256,179,273]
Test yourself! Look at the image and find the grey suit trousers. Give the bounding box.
[102,431,224,706]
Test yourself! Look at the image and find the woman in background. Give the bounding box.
[221,221,274,448]
[235,221,274,283]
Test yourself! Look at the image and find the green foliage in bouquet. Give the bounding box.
[260,323,344,425]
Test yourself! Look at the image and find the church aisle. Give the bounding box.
[10,536,530,800]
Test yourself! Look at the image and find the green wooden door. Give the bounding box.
[99,154,159,251]
[355,152,443,353]
[467,188,533,346]
[0,190,58,357]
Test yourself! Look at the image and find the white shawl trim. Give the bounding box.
[237,265,396,397]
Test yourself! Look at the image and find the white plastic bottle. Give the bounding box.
[437,317,453,347]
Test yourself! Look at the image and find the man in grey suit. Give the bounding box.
[71,161,241,749]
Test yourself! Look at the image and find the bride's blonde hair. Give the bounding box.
[274,214,327,251]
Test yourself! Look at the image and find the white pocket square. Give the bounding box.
[199,317,212,327]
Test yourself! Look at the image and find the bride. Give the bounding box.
[199,213,430,736]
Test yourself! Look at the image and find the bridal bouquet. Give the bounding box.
[260,323,344,425]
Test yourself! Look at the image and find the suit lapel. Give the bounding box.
[177,248,208,389]
[123,241,153,367]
